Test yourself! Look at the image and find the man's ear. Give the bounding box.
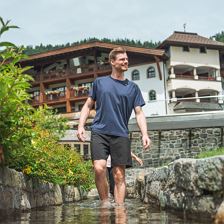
[110,59,115,66]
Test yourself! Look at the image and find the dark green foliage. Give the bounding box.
[211,31,224,42]
[0,17,94,190]
[23,38,160,55]
[196,147,224,158]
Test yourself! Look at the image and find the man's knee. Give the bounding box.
[94,160,107,175]
[113,166,125,184]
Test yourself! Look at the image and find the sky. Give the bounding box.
[0,0,224,47]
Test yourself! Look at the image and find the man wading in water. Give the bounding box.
[77,47,151,206]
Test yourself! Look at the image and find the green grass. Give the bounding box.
[196,148,224,159]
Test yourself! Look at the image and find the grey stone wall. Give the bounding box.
[130,127,223,168]
[0,167,84,210]
[126,156,224,218]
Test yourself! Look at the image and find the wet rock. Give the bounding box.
[127,156,224,217]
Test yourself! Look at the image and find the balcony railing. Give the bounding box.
[172,73,218,81]
[175,74,194,80]
[45,91,66,102]
[42,69,67,81]
[198,76,216,81]
[31,64,112,83]
[29,97,40,105]
[97,63,111,71]
[70,86,90,98]
[69,64,95,76]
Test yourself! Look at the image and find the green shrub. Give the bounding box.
[196,148,224,159]
[0,17,94,190]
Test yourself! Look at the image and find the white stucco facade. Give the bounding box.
[170,46,220,68]
[124,62,168,118]
[166,45,223,114]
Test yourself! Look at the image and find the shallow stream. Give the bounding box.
[0,199,212,224]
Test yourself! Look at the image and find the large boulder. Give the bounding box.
[133,156,224,217]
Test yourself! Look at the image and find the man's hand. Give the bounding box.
[77,126,86,142]
[135,156,143,166]
[142,135,151,150]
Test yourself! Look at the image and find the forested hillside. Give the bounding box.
[23,38,160,55]
[23,31,224,56]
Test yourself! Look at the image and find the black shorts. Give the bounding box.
[91,131,132,168]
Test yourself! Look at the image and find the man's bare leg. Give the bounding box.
[113,165,126,205]
[93,160,109,204]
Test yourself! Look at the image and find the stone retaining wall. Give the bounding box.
[0,167,83,210]
[130,127,223,167]
[126,155,224,219]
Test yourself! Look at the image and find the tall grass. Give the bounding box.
[196,148,224,159]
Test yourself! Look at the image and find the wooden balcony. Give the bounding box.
[31,63,112,83]
[29,97,41,106]
[44,91,66,104]
[198,76,216,81]
[70,87,89,101]
[175,74,194,80]
[42,70,67,81]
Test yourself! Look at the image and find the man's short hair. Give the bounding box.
[109,47,127,61]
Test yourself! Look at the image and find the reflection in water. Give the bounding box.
[0,199,212,224]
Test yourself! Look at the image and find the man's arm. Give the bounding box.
[77,97,95,142]
[134,106,151,150]
[131,152,143,166]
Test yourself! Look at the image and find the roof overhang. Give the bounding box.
[21,41,166,64]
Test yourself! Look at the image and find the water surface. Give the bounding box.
[0,199,212,224]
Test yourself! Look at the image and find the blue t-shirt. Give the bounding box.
[89,76,145,137]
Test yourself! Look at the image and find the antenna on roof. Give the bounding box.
[183,23,186,32]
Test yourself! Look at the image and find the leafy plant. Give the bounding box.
[0,17,94,190]
[196,147,224,159]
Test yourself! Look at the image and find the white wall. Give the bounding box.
[125,62,167,117]
[168,79,222,92]
[170,46,220,68]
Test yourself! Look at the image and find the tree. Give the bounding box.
[212,31,224,43]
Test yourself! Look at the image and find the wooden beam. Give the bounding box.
[154,56,162,80]
[66,78,71,113]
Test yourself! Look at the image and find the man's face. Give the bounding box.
[111,53,128,72]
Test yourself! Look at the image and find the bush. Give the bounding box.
[196,148,224,159]
[0,17,94,190]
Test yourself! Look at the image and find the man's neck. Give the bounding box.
[111,71,125,81]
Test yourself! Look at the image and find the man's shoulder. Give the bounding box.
[127,79,139,88]
[94,76,110,83]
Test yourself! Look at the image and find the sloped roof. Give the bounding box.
[24,41,165,63]
[158,31,224,49]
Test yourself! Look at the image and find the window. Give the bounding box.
[147,67,156,78]
[74,144,81,153]
[131,69,140,80]
[64,144,71,150]
[83,144,90,160]
[78,104,84,111]
[200,46,207,53]
[83,144,89,156]
[149,90,156,101]
[182,46,190,52]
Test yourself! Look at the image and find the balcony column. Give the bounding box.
[39,82,45,103]
[195,91,200,102]
[171,90,177,102]
[218,92,223,104]
[169,66,176,79]
[216,69,221,81]
[66,78,71,113]
[193,67,198,80]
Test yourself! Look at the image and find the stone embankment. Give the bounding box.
[1,156,224,222]
[126,156,224,220]
[0,167,85,210]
